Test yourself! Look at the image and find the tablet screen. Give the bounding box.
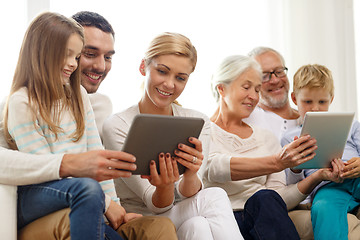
[122,114,205,175]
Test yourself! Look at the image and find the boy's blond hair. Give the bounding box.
[293,64,334,97]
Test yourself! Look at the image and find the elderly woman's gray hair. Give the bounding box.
[211,55,262,102]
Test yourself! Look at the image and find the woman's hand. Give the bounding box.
[141,153,179,208]
[174,137,203,197]
[141,153,180,187]
[174,137,203,177]
[277,135,317,170]
[341,157,360,179]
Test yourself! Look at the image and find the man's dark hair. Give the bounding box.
[71,11,115,39]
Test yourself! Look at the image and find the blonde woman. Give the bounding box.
[102,32,242,240]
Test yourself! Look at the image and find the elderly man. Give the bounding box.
[244,47,299,140]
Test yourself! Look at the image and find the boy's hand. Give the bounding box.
[318,158,344,183]
[341,157,360,178]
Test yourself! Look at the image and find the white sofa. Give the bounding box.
[0,184,17,240]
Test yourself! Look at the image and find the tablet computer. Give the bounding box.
[294,112,354,169]
[122,114,205,175]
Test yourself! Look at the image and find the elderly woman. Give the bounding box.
[203,55,343,240]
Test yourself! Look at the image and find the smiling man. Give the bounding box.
[79,21,114,93]
[244,47,299,140]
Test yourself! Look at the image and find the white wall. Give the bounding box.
[283,0,357,115]
[1,0,358,118]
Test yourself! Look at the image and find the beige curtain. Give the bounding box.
[281,0,357,116]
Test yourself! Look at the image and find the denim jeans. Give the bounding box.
[17,178,123,240]
[234,189,300,240]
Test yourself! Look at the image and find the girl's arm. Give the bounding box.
[7,89,52,154]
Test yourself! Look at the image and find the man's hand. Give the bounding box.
[60,150,136,181]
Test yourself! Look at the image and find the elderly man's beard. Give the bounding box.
[259,91,289,109]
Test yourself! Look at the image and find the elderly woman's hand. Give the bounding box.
[277,135,317,170]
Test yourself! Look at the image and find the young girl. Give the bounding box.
[3,12,125,240]
[102,32,243,240]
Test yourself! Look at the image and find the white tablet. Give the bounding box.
[294,112,354,169]
[122,114,205,175]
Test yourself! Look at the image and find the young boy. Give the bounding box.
[281,64,360,240]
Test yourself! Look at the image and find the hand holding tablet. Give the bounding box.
[122,114,205,175]
[293,112,354,169]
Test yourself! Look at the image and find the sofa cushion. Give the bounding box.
[289,208,360,240]
[0,185,17,240]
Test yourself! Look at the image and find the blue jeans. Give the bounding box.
[17,178,123,240]
[234,189,300,240]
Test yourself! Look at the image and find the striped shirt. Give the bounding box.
[7,86,119,208]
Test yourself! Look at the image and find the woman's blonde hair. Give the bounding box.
[293,64,334,97]
[144,32,197,72]
[4,12,85,149]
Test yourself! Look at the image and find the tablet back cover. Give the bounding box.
[122,114,205,175]
[294,112,354,169]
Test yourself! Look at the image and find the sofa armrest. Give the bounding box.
[0,184,17,240]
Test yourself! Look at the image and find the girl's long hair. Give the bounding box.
[4,12,85,149]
